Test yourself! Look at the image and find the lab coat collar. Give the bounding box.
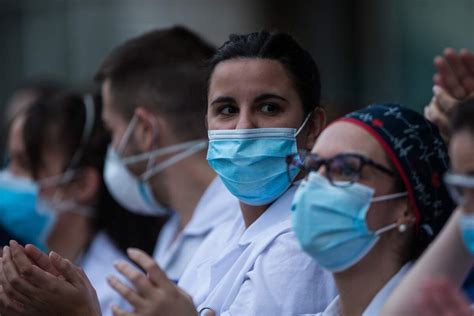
[238,184,298,246]
[181,177,238,236]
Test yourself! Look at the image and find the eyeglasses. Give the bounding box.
[286,151,396,187]
[443,172,474,206]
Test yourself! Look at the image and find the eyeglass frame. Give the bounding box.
[285,150,396,187]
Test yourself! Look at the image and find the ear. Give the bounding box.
[133,107,159,152]
[395,202,417,231]
[70,167,100,205]
[304,107,326,151]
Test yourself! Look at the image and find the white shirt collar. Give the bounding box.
[238,184,298,246]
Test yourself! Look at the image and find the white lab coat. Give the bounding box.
[80,231,132,316]
[178,184,338,315]
[153,177,239,283]
[315,263,412,316]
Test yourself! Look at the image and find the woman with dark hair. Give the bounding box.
[0,30,337,316]
[290,104,454,315]
[105,30,338,315]
[1,92,163,315]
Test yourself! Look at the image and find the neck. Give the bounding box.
[158,154,215,231]
[334,243,405,316]
[47,212,94,261]
[239,203,270,228]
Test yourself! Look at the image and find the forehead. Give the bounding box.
[101,80,128,124]
[450,130,474,174]
[208,58,296,100]
[313,121,389,164]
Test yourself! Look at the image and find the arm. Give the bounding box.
[381,208,474,315]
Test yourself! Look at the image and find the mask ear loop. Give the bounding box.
[141,141,208,182]
[374,222,398,236]
[371,191,408,203]
[295,113,312,137]
[117,115,139,155]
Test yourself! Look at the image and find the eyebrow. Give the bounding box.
[210,93,289,107]
[254,93,289,103]
[210,96,235,106]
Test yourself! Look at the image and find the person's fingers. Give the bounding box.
[49,251,82,286]
[107,275,144,308]
[460,49,474,76]
[24,244,61,277]
[443,48,468,99]
[111,305,135,316]
[113,261,154,297]
[9,241,37,279]
[2,246,38,300]
[444,48,468,80]
[127,248,170,288]
[0,285,26,315]
[433,85,459,113]
[435,55,466,99]
[459,49,474,94]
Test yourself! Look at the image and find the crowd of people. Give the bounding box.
[0,25,473,316]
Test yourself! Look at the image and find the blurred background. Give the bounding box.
[0,0,473,150]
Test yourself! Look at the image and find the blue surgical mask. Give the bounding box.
[0,170,55,251]
[291,172,407,272]
[459,212,474,255]
[207,115,310,206]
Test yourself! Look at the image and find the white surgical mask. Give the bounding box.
[104,115,207,216]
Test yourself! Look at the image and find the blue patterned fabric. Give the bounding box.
[340,104,455,250]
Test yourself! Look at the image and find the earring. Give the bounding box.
[398,224,407,233]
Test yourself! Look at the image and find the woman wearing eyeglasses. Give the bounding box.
[380,99,474,316]
[289,103,455,316]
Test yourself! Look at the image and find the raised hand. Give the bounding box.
[108,248,197,316]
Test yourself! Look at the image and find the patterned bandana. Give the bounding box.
[339,103,455,250]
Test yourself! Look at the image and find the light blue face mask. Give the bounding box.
[207,115,310,206]
[459,212,474,255]
[291,172,407,272]
[0,169,55,251]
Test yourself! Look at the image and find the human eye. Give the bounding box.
[217,104,239,116]
[329,157,360,182]
[260,103,281,115]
